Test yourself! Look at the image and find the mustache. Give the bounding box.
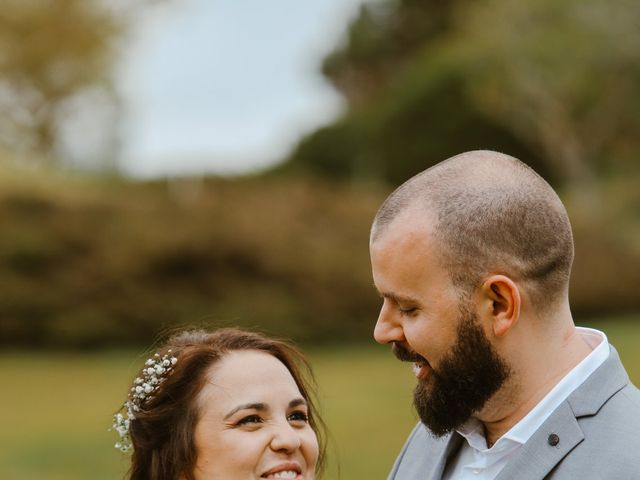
[392,342,427,364]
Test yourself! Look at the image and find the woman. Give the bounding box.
[113,328,326,479]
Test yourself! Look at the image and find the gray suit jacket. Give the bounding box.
[388,347,640,479]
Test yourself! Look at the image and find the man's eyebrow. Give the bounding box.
[374,286,420,305]
[223,402,267,420]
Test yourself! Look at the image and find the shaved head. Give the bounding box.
[371,150,574,310]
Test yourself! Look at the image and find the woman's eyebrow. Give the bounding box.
[289,398,307,408]
[223,402,267,420]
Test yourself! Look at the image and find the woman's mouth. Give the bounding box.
[263,471,299,479]
[261,462,303,479]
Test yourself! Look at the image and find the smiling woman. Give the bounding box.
[112,328,325,480]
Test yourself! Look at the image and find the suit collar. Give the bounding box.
[567,345,628,416]
[495,345,628,480]
[495,401,584,480]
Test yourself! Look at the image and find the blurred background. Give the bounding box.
[1,0,639,478]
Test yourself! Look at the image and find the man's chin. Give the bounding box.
[413,381,473,437]
[415,406,469,438]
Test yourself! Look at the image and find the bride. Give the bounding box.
[113,328,326,479]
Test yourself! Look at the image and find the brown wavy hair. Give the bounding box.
[120,328,326,480]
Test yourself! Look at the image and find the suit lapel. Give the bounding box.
[388,425,463,480]
[497,346,628,480]
[425,433,464,480]
[495,402,584,480]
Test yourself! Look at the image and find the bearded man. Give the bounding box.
[370,151,640,479]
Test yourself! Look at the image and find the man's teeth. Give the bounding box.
[268,471,298,479]
[412,361,430,378]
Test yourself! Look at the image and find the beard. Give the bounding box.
[393,303,511,437]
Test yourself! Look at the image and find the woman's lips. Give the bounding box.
[261,462,303,479]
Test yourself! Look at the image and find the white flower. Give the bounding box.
[113,350,178,453]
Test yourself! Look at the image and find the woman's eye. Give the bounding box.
[288,410,309,423]
[237,414,263,426]
[399,307,417,316]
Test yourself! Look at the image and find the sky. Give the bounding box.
[115,0,373,178]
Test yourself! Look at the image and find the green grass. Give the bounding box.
[1,317,639,479]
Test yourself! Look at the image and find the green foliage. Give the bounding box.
[284,0,640,191]
[0,164,638,348]
[322,0,468,106]
[452,0,640,187]
[278,120,368,181]
[0,0,118,158]
[284,0,547,185]
[0,0,163,163]
[286,53,549,185]
[0,166,384,347]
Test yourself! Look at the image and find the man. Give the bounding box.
[370,150,640,479]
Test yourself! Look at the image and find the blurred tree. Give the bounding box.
[284,0,640,192]
[283,0,545,184]
[451,0,640,201]
[0,0,161,166]
[322,0,464,108]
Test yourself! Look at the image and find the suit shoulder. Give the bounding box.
[619,381,640,407]
[599,381,640,423]
[578,381,640,452]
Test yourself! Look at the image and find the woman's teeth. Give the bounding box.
[267,471,298,479]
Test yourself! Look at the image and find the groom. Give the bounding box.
[370,150,640,479]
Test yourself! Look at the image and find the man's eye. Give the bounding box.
[237,414,263,426]
[288,411,309,423]
[399,307,417,316]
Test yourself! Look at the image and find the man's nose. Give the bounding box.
[374,300,404,344]
[269,422,302,453]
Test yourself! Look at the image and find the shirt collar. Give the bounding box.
[456,327,609,451]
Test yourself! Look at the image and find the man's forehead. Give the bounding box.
[372,206,436,250]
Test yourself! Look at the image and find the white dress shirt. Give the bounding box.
[442,327,609,480]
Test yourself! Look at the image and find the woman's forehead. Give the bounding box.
[198,350,302,410]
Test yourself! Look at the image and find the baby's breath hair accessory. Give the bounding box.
[112,350,178,452]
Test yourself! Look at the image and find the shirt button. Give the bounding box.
[473,468,481,474]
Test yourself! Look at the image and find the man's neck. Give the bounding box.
[479,323,593,446]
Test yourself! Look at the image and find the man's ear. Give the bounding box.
[481,275,521,337]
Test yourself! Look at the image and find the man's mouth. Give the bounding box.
[392,342,431,379]
[412,361,431,380]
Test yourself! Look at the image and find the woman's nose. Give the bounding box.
[269,423,302,452]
